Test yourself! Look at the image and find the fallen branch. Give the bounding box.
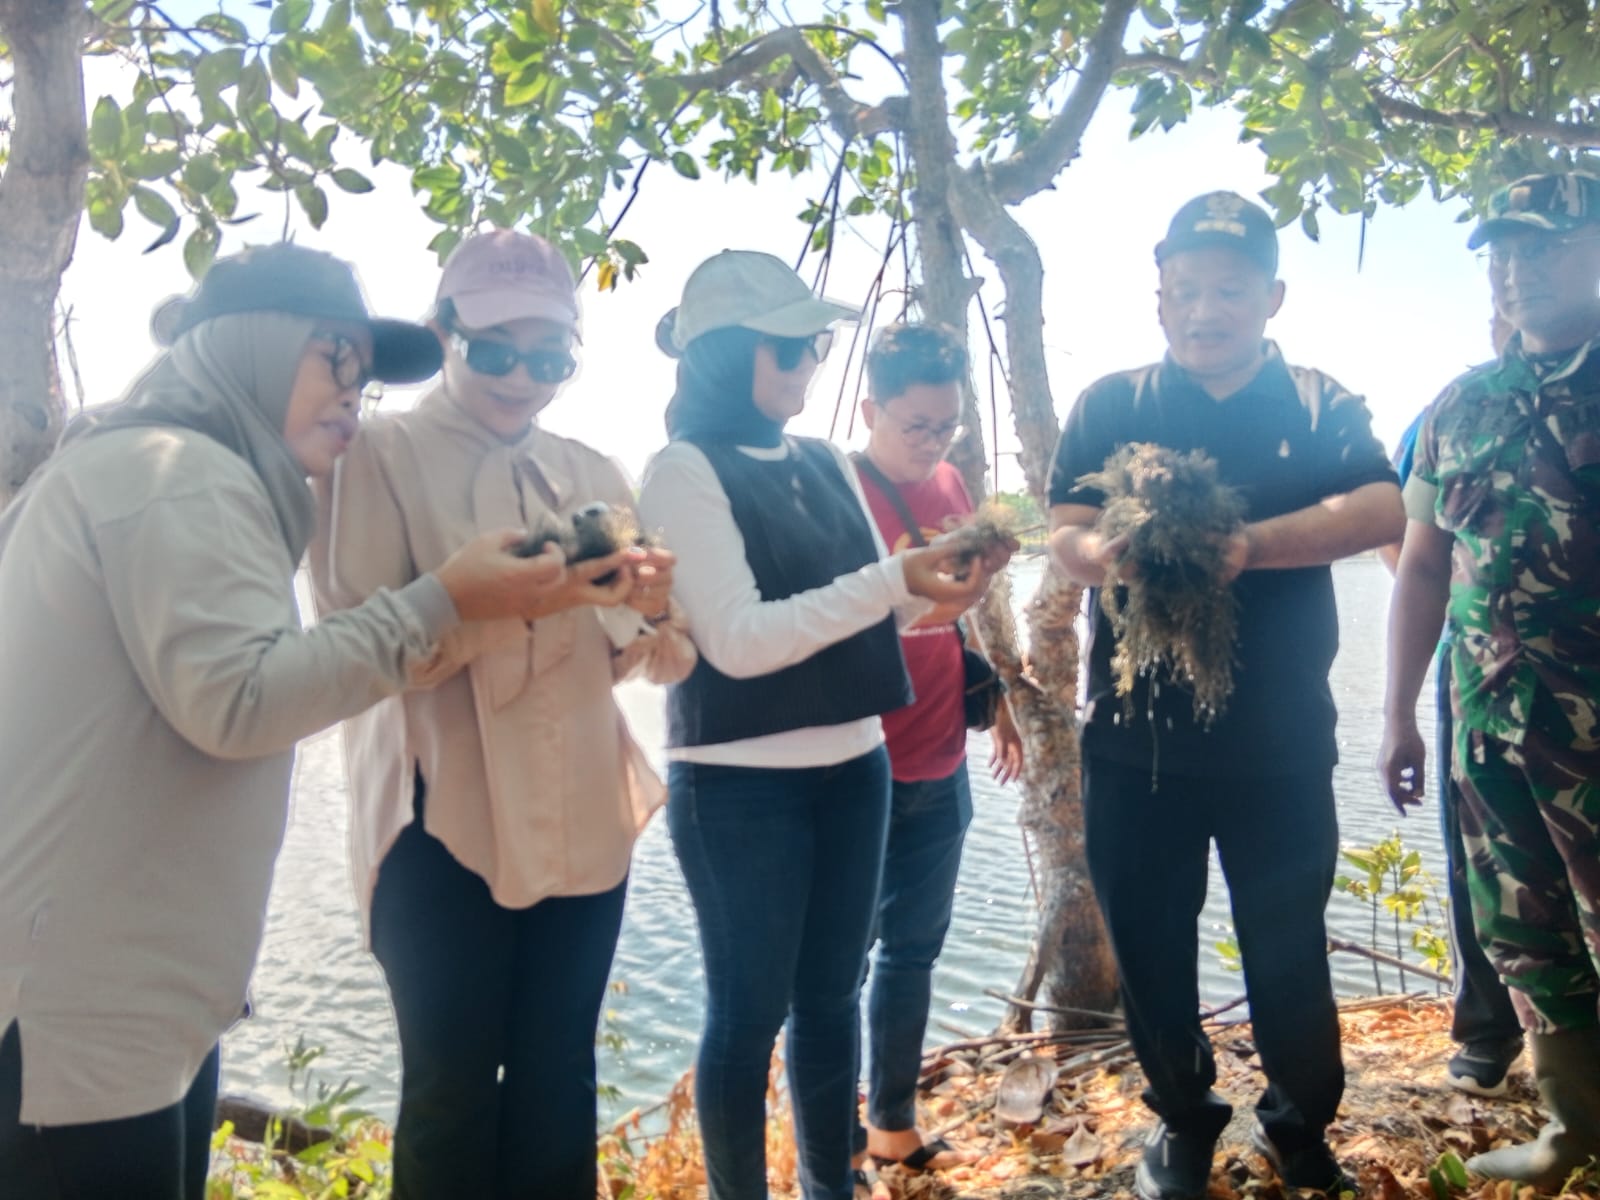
[1328,939,1450,987]
[982,988,1124,1026]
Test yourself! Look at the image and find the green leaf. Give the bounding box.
[237,56,271,111]
[269,0,313,35]
[268,41,301,97]
[357,0,394,40]
[131,148,181,180]
[295,184,330,228]
[88,96,127,158]
[195,13,249,43]
[322,0,352,35]
[670,151,700,179]
[193,48,244,104]
[1438,1152,1469,1189]
[132,184,178,229]
[87,193,125,240]
[331,168,374,193]
[504,67,548,107]
[183,226,219,278]
[412,164,463,193]
[183,153,224,193]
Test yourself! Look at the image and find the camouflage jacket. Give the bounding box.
[1407,336,1600,749]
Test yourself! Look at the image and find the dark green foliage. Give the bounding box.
[1078,443,1245,724]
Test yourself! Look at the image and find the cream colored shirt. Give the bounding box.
[310,392,693,930]
[0,428,457,1125]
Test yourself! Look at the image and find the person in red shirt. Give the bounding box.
[851,323,1023,1179]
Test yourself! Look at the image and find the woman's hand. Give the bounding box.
[899,543,998,607]
[625,545,678,621]
[433,529,567,622]
[524,549,640,619]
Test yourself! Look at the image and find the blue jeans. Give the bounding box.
[862,767,972,1137]
[668,748,892,1200]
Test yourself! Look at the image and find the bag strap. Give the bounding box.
[850,451,928,548]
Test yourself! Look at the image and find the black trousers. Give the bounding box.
[0,1022,219,1200]
[1084,758,1345,1150]
[371,808,628,1200]
[1434,656,1522,1045]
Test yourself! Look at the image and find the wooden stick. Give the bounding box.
[1327,939,1450,987]
[982,989,1124,1026]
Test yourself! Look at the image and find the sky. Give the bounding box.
[56,12,1501,492]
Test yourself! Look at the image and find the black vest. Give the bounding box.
[668,437,913,748]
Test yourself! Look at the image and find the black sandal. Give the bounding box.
[875,1135,957,1172]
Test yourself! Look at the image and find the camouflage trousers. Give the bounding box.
[1454,706,1600,1034]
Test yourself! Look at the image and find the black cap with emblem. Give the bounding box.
[1155,191,1280,277]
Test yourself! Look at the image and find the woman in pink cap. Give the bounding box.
[311,230,693,1200]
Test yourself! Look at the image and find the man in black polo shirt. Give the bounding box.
[1048,192,1404,1200]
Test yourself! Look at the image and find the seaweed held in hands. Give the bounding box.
[1078,443,1246,725]
[941,502,1023,581]
[512,502,659,586]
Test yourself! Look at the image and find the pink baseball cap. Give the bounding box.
[437,229,582,338]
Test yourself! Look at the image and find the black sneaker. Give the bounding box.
[1446,1035,1523,1098]
[1135,1122,1216,1200]
[1250,1121,1358,1197]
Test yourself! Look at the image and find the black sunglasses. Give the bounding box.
[762,329,834,372]
[450,333,577,384]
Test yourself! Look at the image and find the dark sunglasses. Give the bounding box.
[762,329,834,372]
[450,333,577,384]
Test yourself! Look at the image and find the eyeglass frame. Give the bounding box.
[1477,231,1600,271]
[314,331,385,409]
[869,399,966,449]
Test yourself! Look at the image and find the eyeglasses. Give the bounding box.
[875,404,965,448]
[316,332,383,405]
[451,333,578,383]
[1478,233,1600,271]
[762,329,834,372]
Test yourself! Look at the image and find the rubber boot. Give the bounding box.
[1467,1027,1600,1189]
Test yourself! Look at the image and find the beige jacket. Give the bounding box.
[310,391,693,928]
[0,427,457,1125]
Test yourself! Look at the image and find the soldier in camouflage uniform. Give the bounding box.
[1381,171,1600,1189]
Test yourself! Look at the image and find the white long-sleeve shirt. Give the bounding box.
[638,439,930,768]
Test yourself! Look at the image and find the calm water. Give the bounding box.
[225,557,1443,1119]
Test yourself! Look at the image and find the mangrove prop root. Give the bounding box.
[1078,443,1245,725]
[513,502,660,584]
[942,501,1023,579]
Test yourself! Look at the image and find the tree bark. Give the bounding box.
[895,0,1117,1034]
[0,0,89,506]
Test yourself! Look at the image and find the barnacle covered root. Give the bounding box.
[514,502,661,585]
[940,502,1023,580]
[1078,442,1246,724]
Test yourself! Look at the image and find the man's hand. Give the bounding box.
[1090,532,1137,582]
[989,701,1024,785]
[523,550,638,620]
[1377,716,1427,816]
[434,529,567,623]
[1218,527,1254,585]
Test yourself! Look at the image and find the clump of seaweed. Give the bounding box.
[941,501,1024,580]
[514,502,659,585]
[1078,443,1246,724]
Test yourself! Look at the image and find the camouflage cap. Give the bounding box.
[1467,171,1600,249]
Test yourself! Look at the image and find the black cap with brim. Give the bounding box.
[1155,191,1280,277]
[152,242,442,384]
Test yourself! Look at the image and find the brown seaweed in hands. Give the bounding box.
[1077,442,1246,725]
[512,502,659,586]
[941,502,1023,581]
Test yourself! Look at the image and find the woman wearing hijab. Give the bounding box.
[0,244,568,1200]
[311,229,693,1200]
[637,250,1010,1200]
